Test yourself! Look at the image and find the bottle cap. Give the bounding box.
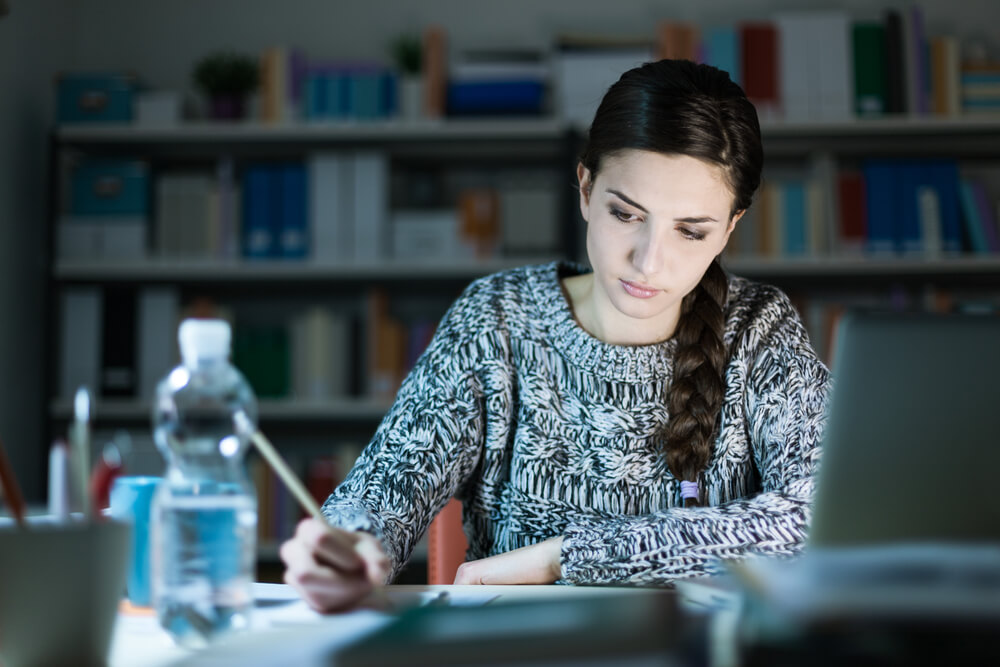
[178,318,231,367]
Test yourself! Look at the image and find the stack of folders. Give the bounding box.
[732,544,1000,665]
[336,591,690,666]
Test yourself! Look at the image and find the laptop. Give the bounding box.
[676,309,1000,613]
[809,309,1000,547]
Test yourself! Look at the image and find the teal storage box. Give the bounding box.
[70,160,150,216]
[57,72,137,124]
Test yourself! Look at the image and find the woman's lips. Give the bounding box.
[620,279,660,298]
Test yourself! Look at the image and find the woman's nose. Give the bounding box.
[630,226,666,276]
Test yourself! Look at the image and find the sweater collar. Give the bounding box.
[526,261,679,383]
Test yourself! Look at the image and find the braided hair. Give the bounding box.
[579,59,763,506]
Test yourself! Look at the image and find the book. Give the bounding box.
[309,152,354,265]
[740,22,779,117]
[352,152,389,261]
[242,164,279,259]
[291,305,350,400]
[655,21,699,62]
[422,26,447,119]
[852,22,887,115]
[703,25,741,85]
[930,36,961,116]
[100,286,136,397]
[836,170,867,254]
[553,44,652,125]
[781,179,807,255]
[883,9,907,113]
[862,161,897,254]
[959,180,997,254]
[279,163,308,259]
[59,287,102,400]
[136,287,179,399]
[904,5,929,115]
[970,180,1000,252]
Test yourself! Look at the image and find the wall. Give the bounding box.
[0,0,74,500]
[1,0,998,500]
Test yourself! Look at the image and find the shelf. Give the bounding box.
[56,115,1000,143]
[55,118,568,143]
[727,255,1000,278]
[53,256,560,284]
[49,397,393,423]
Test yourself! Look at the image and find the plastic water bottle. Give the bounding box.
[150,318,258,648]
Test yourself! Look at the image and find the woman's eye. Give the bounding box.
[678,227,706,241]
[610,207,639,223]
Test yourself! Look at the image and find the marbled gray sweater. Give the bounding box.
[323,262,832,585]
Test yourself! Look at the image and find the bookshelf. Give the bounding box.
[45,115,1000,567]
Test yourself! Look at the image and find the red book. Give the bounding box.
[837,170,868,253]
[740,23,779,112]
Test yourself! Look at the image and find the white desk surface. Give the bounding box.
[109,583,669,667]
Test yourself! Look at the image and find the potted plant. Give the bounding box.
[390,33,422,120]
[192,52,258,121]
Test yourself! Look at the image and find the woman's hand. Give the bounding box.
[453,536,563,585]
[280,517,390,613]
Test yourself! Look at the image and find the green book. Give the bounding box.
[853,22,887,115]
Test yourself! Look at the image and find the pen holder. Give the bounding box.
[0,519,130,667]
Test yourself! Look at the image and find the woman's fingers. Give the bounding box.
[279,518,393,614]
[294,517,365,573]
[353,531,391,585]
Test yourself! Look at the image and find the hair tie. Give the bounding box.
[680,480,699,500]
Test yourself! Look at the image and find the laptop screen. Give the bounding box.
[808,310,1000,547]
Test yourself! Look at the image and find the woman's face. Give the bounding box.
[577,149,740,345]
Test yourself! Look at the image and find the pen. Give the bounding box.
[0,433,27,526]
[48,439,70,520]
[71,386,92,517]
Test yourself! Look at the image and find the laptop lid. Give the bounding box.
[808,310,1000,547]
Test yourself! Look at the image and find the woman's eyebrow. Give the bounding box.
[607,189,720,223]
[675,216,719,223]
[605,188,648,213]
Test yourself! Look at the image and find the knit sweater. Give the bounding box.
[322,261,832,585]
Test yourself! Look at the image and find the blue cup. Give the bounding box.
[109,475,161,606]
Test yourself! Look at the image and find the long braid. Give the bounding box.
[663,258,730,507]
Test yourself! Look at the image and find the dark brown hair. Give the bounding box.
[579,59,763,506]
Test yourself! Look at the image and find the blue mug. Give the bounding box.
[109,476,161,606]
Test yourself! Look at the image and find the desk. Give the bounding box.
[110,583,695,667]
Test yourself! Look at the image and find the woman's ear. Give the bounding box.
[722,209,746,245]
[577,163,593,221]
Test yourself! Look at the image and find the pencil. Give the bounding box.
[0,434,27,526]
[233,411,325,521]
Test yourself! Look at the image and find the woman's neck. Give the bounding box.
[561,273,679,346]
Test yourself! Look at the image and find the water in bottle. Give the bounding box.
[150,318,258,648]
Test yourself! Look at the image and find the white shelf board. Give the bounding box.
[50,397,392,422]
[758,114,1000,137]
[53,256,559,282]
[725,254,1000,278]
[56,115,1000,144]
[55,118,567,143]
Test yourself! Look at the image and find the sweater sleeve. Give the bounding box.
[320,305,488,582]
[560,308,832,585]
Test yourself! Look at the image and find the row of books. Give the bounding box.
[558,6,993,124]
[725,159,1000,259]
[259,47,398,123]
[58,153,561,263]
[57,286,442,403]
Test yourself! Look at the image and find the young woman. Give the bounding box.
[280,59,832,612]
